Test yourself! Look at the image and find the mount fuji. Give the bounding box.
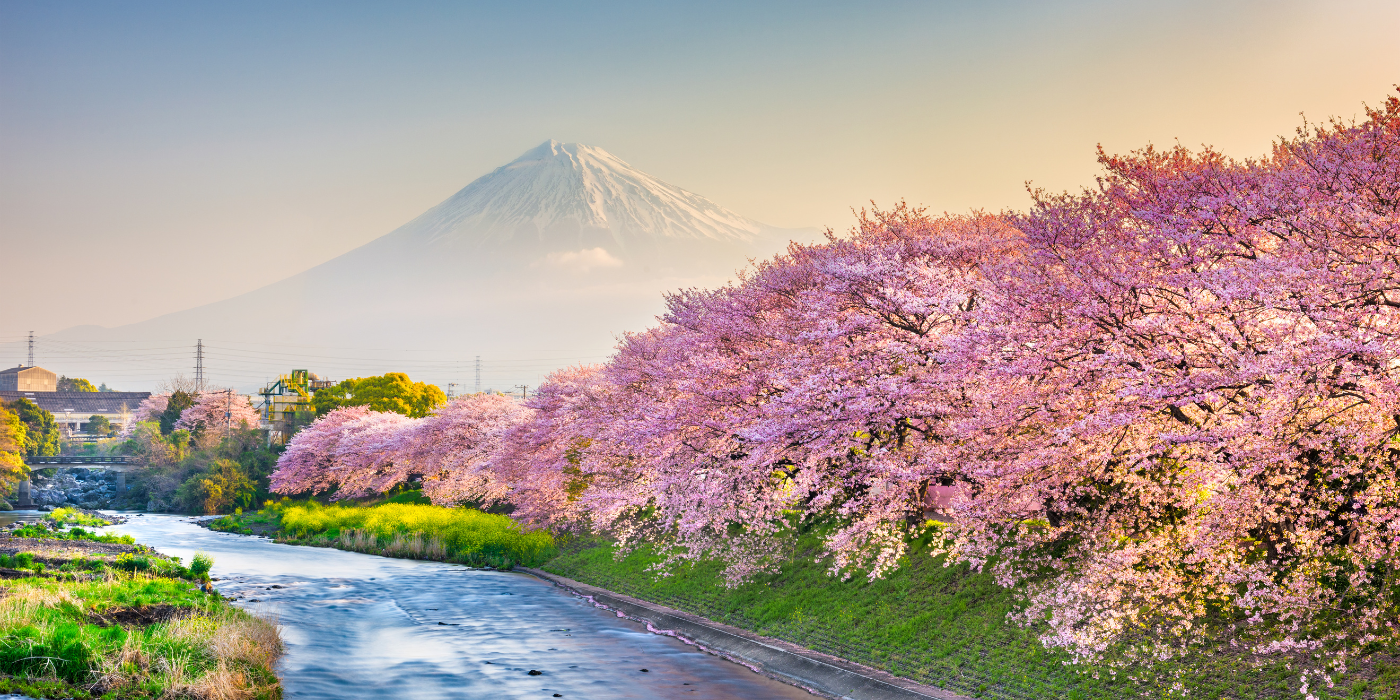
[41,142,815,391]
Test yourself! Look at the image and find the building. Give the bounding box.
[258,369,335,443]
[0,365,57,392]
[0,390,152,434]
[1,389,151,434]
[1,365,151,435]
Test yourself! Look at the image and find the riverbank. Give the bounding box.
[0,513,283,699]
[542,538,1399,700]
[199,504,1400,700]
[525,566,971,700]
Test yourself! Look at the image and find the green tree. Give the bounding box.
[311,372,446,417]
[57,376,97,392]
[120,422,188,467]
[85,415,115,437]
[0,405,27,485]
[180,458,255,514]
[97,383,115,392]
[3,399,59,457]
[159,390,196,436]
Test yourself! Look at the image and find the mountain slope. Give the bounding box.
[398,140,765,250]
[34,142,816,391]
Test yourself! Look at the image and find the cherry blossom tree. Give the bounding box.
[410,393,531,506]
[269,406,372,496]
[933,92,1400,670]
[322,410,419,500]
[264,90,1400,690]
[173,390,261,435]
[268,395,530,505]
[492,365,608,527]
[125,393,170,435]
[501,91,1400,680]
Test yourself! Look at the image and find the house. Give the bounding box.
[0,365,57,392]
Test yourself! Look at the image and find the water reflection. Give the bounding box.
[108,514,812,700]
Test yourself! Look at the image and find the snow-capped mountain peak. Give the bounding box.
[392,140,767,250]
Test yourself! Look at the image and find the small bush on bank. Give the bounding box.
[0,552,43,574]
[207,515,253,535]
[45,508,111,528]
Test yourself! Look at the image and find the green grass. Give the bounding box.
[12,522,136,545]
[542,533,1398,700]
[0,570,281,698]
[207,515,254,535]
[234,497,556,568]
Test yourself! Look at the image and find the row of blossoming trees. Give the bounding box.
[270,95,1400,668]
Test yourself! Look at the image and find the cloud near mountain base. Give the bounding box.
[535,247,625,273]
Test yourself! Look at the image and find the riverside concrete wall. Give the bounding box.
[523,568,972,700]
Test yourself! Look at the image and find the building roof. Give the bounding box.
[0,391,150,416]
[0,366,55,375]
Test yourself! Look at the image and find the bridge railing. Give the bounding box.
[25,456,133,466]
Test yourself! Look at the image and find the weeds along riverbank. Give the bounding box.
[210,494,556,569]
[0,511,282,699]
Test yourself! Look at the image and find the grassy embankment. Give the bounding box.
[0,510,283,699]
[210,493,556,568]
[542,533,1400,700]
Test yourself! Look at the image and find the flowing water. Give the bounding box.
[0,511,46,527]
[109,515,813,699]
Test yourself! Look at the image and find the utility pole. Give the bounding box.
[26,331,34,367]
[474,356,481,394]
[225,388,233,440]
[515,384,527,400]
[194,339,205,393]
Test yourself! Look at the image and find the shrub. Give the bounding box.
[111,554,150,572]
[189,552,214,579]
[45,507,111,528]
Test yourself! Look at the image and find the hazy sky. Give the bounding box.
[3,0,1399,340]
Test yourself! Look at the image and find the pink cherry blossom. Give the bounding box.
[174,390,261,434]
[269,406,372,495]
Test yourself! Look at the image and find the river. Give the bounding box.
[108,514,813,699]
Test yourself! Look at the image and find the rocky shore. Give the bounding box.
[25,469,121,510]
